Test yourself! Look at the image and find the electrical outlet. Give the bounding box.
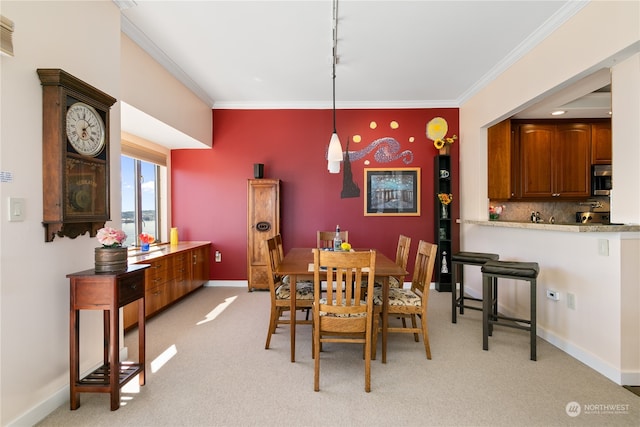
[546,289,560,301]
[215,251,221,262]
[567,293,576,310]
[598,239,609,256]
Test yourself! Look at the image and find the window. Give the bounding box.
[121,155,163,247]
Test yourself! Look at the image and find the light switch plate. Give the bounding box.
[8,197,25,222]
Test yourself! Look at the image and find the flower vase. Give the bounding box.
[439,144,450,155]
[441,204,448,219]
[95,247,128,273]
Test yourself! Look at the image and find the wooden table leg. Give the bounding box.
[138,297,146,385]
[290,274,297,363]
[109,309,120,411]
[70,308,80,410]
[382,277,389,364]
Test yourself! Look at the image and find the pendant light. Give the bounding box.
[327,0,343,173]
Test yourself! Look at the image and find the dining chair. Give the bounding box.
[264,235,314,350]
[375,234,411,289]
[372,240,437,359]
[312,248,377,392]
[316,230,349,249]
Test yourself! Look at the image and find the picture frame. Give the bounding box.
[364,167,420,216]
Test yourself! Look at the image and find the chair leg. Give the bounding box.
[410,314,419,342]
[314,318,320,392]
[364,339,371,393]
[371,311,377,360]
[421,311,431,360]
[265,306,280,349]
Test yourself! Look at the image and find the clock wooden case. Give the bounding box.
[38,69,117,242]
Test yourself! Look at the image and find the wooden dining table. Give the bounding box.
[276,247,407,364]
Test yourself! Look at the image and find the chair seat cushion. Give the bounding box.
[374,276,402,288]
[372,287,421,307]
[452,251,499,264]
[275,278,314,300]
[481,260,539,278]
[317,298,367,317]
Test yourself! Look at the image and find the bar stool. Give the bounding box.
[451,252,499,323]
[481,260,539,361]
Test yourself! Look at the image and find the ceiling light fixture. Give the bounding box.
[327,0,343,174]
[551,110,566,116]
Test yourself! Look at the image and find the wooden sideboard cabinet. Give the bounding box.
[67,264,149,410]
[123,242,211,330]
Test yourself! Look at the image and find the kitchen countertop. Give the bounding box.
[463,220,640,233]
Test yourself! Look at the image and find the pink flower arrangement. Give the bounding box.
[96,227,127,248]
[489,205,506,220]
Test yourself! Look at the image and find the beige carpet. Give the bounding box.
[38,286,639,426]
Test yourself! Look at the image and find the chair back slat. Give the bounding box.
[411,240,438,299]
[317,230,349,249]
[265,235,284,293]
[395,234,412,270]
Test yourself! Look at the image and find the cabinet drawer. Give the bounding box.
[145,282,172,316]
[118,270,145,306]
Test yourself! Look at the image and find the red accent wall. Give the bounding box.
[171,108,459,280]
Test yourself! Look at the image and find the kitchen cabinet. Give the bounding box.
[488,119,514,199]
[489,119,598,200]
[518,122,591,199]
[123,242,211,330]
[591,122,612,164]
[247,179,280,291]
[434,155,452,292]
[190,244,211,291]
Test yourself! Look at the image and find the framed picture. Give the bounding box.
[364,167,420,216]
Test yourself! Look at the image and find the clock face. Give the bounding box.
[65,102,106,157]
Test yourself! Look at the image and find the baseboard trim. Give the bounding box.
[5,352,123,427]
[461,284,637,386]
[205,280,247,287]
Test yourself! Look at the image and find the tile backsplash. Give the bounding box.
[488,197,610,224]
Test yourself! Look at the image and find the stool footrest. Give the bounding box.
[488,314,532,330]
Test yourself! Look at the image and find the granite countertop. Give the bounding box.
[463,220,640,233]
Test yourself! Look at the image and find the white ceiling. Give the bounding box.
[117,1,610,147]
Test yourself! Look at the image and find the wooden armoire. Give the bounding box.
[247,179,280,291]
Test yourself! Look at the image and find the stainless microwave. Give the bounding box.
[592,165,612,196]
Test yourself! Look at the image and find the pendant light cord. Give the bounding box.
[332,0,338,133]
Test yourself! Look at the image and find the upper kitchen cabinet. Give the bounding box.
[488,119,514,200]
[518,121,591,199]
[591,121,612,164]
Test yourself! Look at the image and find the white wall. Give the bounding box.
[459,1,640,384]
[121,33,213,148]
[0,2,122,425]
